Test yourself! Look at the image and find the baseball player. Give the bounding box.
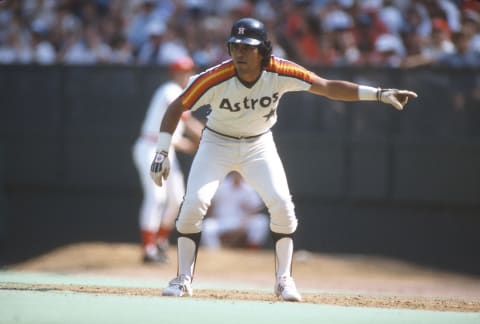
[133,56,202,263]
[150,18,417,301]
[201,171,269,250]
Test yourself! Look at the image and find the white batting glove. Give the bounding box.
[149,132,172,187]
[377,88,418,111]
[150,151,170,186]
[358,85,418,110]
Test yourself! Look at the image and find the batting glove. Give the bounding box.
[150,132,172,187]
[150,151,170,186]
[377,88,418,111]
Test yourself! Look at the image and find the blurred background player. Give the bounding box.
[202,171,269,250]
[132,56,203,263]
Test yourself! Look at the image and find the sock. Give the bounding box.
[157,225,171,247]
[177,232,201,279]
[157,225,170,240]
[274,236,294,278]
[141,230,157,249]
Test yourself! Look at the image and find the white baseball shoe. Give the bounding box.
[162,274,193,297]
[274,275,302,302]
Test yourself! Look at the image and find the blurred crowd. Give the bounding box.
[0,0,479,67]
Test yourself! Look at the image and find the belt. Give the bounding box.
[205,126,269,140]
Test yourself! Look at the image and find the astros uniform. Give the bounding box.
[175,56,314,236]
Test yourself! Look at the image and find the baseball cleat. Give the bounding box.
[274,275,302,302]
[162,274,193,297]
[143,251,168,264]
[143,246,169,264]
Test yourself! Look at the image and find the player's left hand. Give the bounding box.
[378,89,418,111]
[150,151,170,186]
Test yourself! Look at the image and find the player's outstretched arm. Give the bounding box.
[308,75,418,110]
[150,97,188,186]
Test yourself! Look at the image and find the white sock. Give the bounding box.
[177,237,196,278]
[275,237,293,278]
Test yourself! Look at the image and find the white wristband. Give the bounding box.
[156,132,172,153]
[358,85,379,101]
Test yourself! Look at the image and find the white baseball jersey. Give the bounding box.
[141,81,185,143]
[180,56,314,137]
[174,56,315,235]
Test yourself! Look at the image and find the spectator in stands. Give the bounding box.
[154,21,189,65]
[401,2,432,38]
[126,0,165,55]
[331,24,362,66]
[437,30,480,67]
[371,33,406,67]
[62,24,112,64]
[462,9,480,57]
[283,1,324,65]
[29,19,57,64]
[136,20,166,65]
[187,17,230,66]
[109,33,134,64]
[0,0,479,67]
[378,0,404,35]
[352,10,389,66]
[402,17,456,68]
[0,32,18,64]
[137,19,189,66]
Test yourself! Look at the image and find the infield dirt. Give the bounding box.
[5,242,480,312]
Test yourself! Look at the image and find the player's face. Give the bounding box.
[229,43,263,81]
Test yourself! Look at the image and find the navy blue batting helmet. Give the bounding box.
[228,18,268,46]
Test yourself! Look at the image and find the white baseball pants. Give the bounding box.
[176,129,298,235]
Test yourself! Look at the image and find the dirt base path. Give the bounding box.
[4,242,480,312]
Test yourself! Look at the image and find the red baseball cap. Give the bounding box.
[169,56,195,73]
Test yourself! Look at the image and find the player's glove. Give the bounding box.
[150,151,170,186]
[377,88,418,111]
[149,132,172,187]
[358,85,418,110]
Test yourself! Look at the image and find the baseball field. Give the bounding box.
[1,242,479,323]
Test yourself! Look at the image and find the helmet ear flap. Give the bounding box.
[262,40,272,57]
[260,40,272,67]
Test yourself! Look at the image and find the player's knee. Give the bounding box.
[175,195,210,233]
[176,217,202,233]
[268,200,297,234]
